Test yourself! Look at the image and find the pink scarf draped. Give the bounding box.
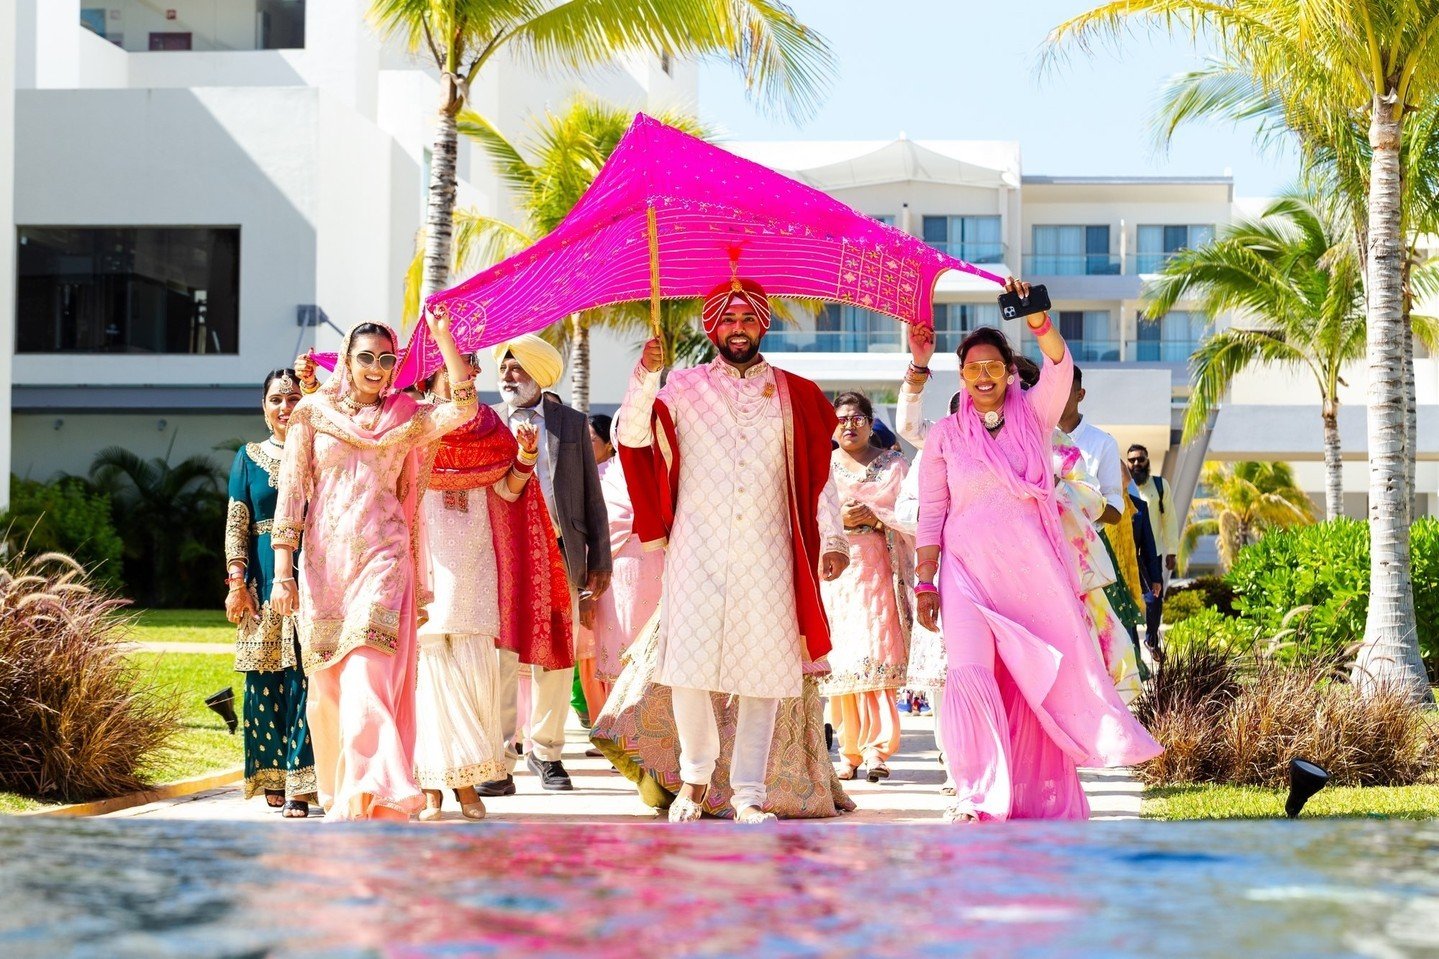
[951,376,1082,597]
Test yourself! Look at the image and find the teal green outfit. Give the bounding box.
[226,441,316,800]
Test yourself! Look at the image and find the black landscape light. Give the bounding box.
[1285,759,1330,818]
[205,688,239,735]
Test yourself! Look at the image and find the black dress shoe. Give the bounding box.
[526,753,573,791]
[474,775,516,797]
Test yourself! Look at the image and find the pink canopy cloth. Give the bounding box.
[315,114,1004,388]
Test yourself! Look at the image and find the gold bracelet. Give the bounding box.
[299,379,319,395]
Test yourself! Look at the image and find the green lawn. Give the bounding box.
[0,651,242,814]
[120,608,234,645]
[130,651,243,783]
[1145,783,1439,820]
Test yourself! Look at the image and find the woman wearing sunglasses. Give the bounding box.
[272,314,479,821]
[818,391,913,783]
[913,278,1161,823]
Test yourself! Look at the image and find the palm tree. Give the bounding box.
[1047,0,1439,703]
[88,447,225,607]
[1181,461,1315,572]
[1144,194,1368,521]
[368,0,835,307]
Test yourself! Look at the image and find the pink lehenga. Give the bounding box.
[915,345,1161,822]
[273,323,478,821]
[818,448,913,770]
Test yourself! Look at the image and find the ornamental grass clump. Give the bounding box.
[0,552,178,802]
[1135,647,1439,789]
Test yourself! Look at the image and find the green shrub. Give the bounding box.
[1169,575,1238,617]
[1,477,124,588]
[1162,589,1208,625]
[1164,607,1258,657]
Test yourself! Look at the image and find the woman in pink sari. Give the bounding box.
[819,391,912,783]
[272,315,478,821]
[914,278,1161,823]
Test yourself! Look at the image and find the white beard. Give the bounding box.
[500,381,541,408]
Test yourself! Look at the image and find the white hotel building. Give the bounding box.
[3,1,1437,536]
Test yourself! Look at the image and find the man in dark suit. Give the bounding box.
[478,334,611,795]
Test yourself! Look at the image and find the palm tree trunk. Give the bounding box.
[1321,404,1343,522]
[1402,260,1417,527]
[419,76,462,306]
[571,313,590,413]
[1354,91,1433,703]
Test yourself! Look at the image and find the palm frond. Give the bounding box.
[496,0,835,121]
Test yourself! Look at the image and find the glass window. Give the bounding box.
[16,227,241,354]
[922,215,1004,263]
[1056,310,1116,361]
[933,303,1000,352]
[1135,224,1215,272]
[1133,309,1206,361]
[870,214,895,226]
[1031,226,1115,275]
[80,1,305,53]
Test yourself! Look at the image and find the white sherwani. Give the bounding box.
[616,358,844,699]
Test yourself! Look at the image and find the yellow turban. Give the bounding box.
[492,334,565,390]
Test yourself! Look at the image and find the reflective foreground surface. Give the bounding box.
[2,819,1436,958]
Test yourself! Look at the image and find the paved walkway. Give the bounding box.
[103,713,1142,823]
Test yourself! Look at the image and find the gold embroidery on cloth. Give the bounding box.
[298,603,401,673]
[251,519,274,535]
[234,596,297,672]
[225,499,251,568]
[271,521,304,549]
[245,442,282,488]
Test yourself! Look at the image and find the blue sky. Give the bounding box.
[697,0,1299,197]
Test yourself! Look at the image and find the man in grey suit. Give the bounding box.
[478,334,611,795]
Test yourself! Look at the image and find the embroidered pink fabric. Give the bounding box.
[314,114,1002,387]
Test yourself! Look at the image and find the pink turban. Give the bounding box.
[701,278,772,345]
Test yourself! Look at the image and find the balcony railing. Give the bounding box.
[925,241,1008,264]
[1126,339,1204,362]
[1021,253,1124,276]
[1022,339,1122,364]
[763,330,906,354]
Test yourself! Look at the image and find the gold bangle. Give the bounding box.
[299,379,319,395]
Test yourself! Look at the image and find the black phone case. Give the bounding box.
[997,284,1051,320]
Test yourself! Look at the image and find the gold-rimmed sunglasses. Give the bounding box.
[960,360,1008,382]
[354,351,398,371]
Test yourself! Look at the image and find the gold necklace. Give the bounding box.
[339,393,381,415]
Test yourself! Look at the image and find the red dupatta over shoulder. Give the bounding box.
[619,366,838,662]
[428,405,574,670]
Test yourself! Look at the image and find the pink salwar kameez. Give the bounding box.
[273,323,478,821]
[916,345,1161,822]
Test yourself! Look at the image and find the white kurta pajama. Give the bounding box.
[616,357,844,810]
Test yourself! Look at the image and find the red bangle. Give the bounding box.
[914,582,939,596]
[1028,314,1053,337]
[512,458,536,475]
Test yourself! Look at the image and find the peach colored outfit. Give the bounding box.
[819,449,913,766]
[273,325,477,821]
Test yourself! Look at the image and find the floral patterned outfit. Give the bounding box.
[272,324,478,820]
[819,448,913,767]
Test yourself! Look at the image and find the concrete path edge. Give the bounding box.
[15,766,244,818]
